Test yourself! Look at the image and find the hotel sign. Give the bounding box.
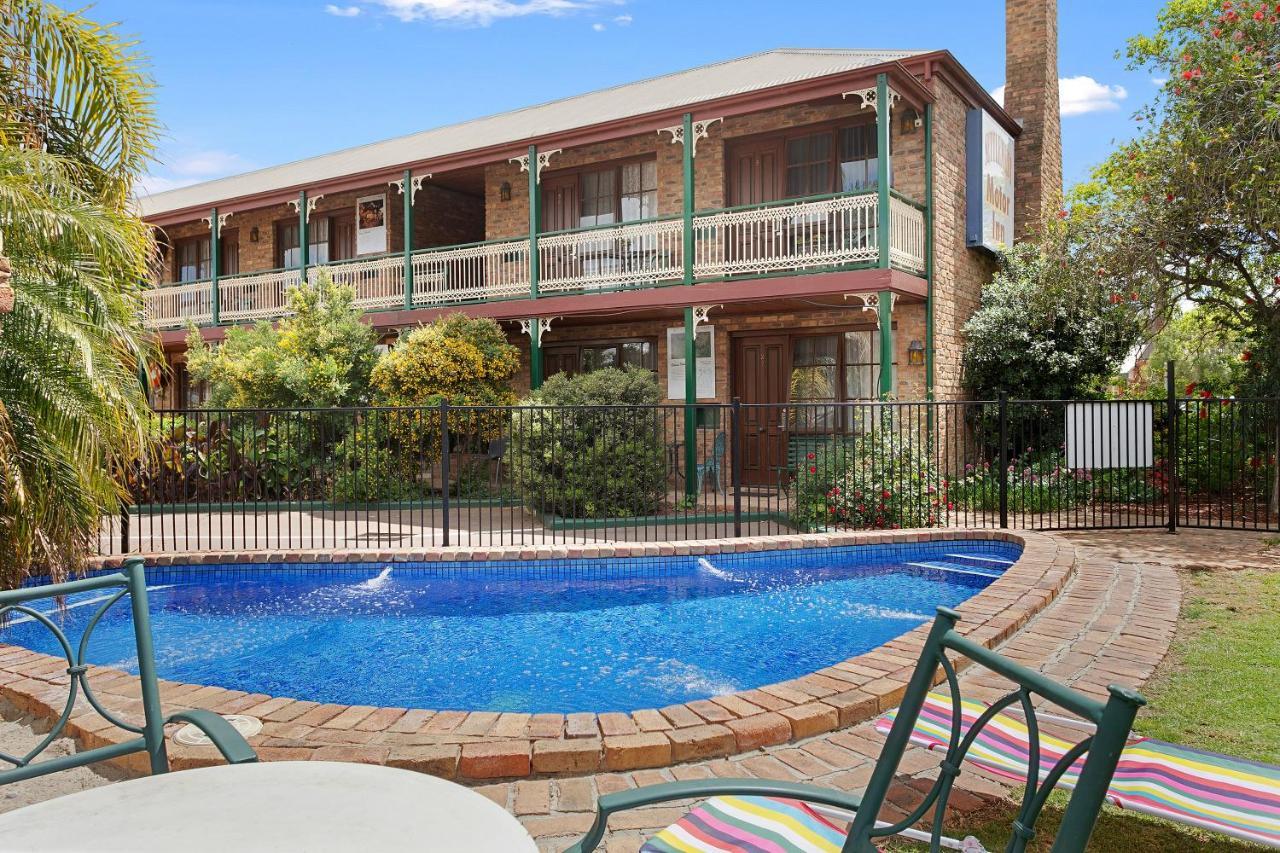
[966,108,1015,252]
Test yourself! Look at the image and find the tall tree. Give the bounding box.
[0,2,159,586]
[1075,0,1279,396]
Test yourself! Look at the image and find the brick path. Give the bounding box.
[493,529,1206,852]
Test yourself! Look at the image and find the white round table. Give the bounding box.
[0,761,538,852]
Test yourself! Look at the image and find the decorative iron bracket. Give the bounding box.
[844,292,895,312]
[519,317,557,338]
[389,174,430,204]
[201,212,232,231]
[510,150,562,183]
[691,304,720,329]
[287,194,325,215]
[657,117,723,158]
[842,86,900,115]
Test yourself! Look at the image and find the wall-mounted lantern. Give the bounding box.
[499,181,512,202]
[907,339,926,366]
[900,108,922,133]
[249,226,260,243]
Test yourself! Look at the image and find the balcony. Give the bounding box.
[144,190,926,330]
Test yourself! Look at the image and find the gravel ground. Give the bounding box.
[0,704,117,814]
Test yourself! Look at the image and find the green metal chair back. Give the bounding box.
[841,605,1145,852]
[0,557,247,784]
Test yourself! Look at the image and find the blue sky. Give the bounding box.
[85,0,1167,196]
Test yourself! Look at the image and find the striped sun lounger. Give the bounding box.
[876,692,1280,848]
[641,795,848,852]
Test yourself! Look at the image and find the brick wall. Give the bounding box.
[928,77,999,401]
[1005,0,1062,236]
[484,99,923,240]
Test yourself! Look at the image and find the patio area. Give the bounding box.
[4,528,1275,850]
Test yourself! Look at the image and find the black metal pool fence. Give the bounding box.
[103,390,1280,555]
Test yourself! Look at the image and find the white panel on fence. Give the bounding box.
[1065,402,1153,469]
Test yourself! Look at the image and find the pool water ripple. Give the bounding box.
[4,540,1020,713]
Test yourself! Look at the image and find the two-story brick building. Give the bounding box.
[140,1,1060,487]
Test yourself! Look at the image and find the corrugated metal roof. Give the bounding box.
[139,48,930,218]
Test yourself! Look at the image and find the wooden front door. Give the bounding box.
[733,335,788,485]
[727,139,782,207]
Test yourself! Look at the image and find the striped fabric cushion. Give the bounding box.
[642,795,851,853]
[877,692,1280,848]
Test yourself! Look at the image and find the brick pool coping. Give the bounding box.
[0,529,1073,782]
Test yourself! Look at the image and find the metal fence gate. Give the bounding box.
[101,389,1278,555]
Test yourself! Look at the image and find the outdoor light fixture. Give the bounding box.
[249,226,260,243]
[499,181,512,202]
[908,340,926,366]
[901,108,922,133]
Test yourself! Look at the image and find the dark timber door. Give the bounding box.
[733,335,787,486]
[727,140,782,207]
[727,140,782,269]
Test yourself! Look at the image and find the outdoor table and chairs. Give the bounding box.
[0,761,536,852]
[0,560,536,852]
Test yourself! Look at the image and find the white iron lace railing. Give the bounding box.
[889,194,927,273]
[691,191,879,279]
[315,254,406,311]
[410,237,531,306]
[144,280,213,328]
[217,268,301,324]
[143,190,928,328]
[537,217,684,294]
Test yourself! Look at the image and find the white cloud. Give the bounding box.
[613,13,631,24]
[367,0,620,25]
[138,149,252,197]
[591,21,605,30]
[325,4,362,16]
[135,175,193,196]
[167,149,249,178]
[1058,76,1127,115]
[990,75,1127,117]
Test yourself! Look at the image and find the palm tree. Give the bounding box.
[0,2,159,587]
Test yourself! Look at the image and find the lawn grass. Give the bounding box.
[883,563,1279,852]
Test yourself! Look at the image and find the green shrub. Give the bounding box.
[789,424,947,531]
[949,453,1097,514]
[330,414,425,503]
[185,271,378,409]
[506,368,666,519]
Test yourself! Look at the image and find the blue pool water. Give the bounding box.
[3,540,1019,713]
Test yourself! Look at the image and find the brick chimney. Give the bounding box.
[1004,0,1062,238]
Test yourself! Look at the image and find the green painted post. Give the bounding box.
[209,207,220,326]
[402,169,414,310]
[681,113,694,285]
[875,74,894,401]
[529,321,544,391]
[875,73,892,270]
[923,102,935,402]
[297,190,308,281]
[527,145,540,300]
[683,307,697,499]
[878,292,894,399]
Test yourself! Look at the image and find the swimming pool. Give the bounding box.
[4,540,1020,713]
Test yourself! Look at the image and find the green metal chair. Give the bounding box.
[0,557,257,785]
[695,430,726,496]
[569,606,1145,853]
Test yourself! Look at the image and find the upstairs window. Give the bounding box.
[277,211,353,268]
[838,125,880,192]
[785,133,833,198]
[175,236,211,282]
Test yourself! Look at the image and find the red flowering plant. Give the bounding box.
[1076,0,1279,401]
[788,418,947,531]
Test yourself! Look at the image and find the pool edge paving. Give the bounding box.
[0,529,1071,782]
